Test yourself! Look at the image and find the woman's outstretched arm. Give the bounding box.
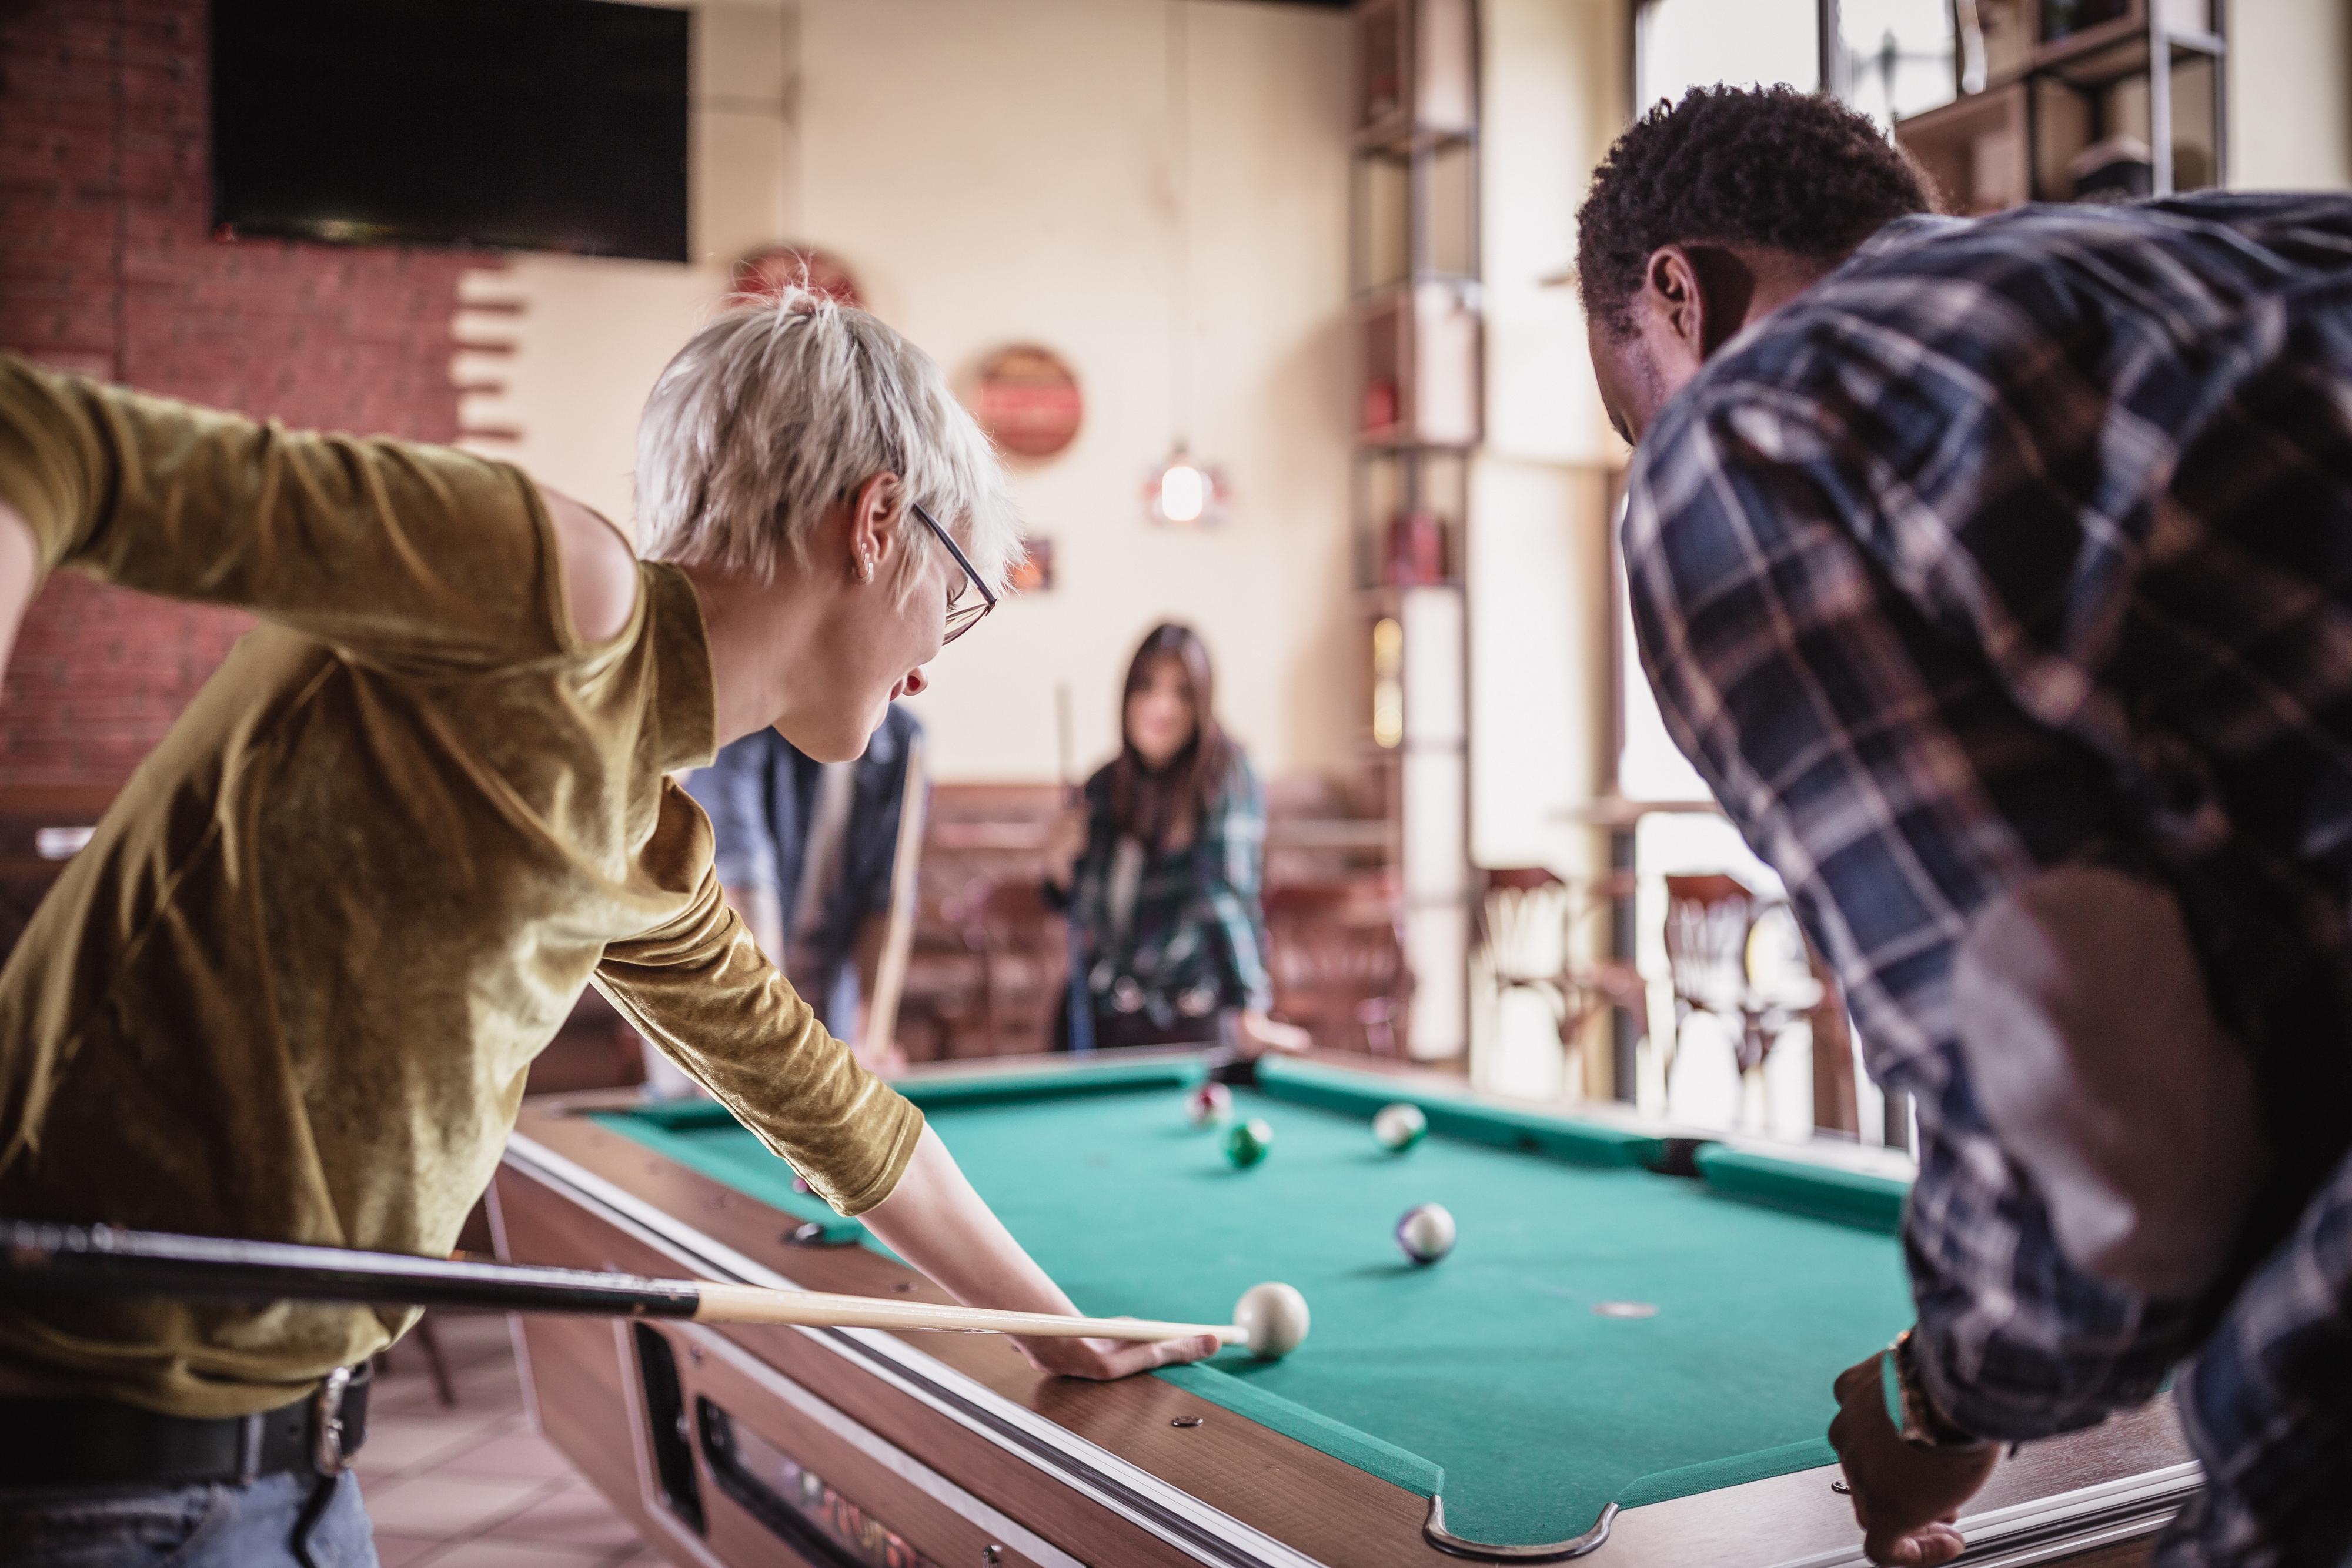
[0,356,565,671]
[0,499,34,693]
[861,1124,1220,1380]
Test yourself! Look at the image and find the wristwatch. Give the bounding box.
[1884,1329,1992,1451]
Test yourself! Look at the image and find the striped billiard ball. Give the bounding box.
[1372,1102,1428,1152]
[1186,1081,1234,1129]
[1395,1202,1456,1266]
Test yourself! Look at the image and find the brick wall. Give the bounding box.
[0,0,490,787]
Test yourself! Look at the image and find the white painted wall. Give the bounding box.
[457,0,1354,786]
[807,0,1353,784]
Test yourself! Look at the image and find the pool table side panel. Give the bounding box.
[507,1103,1458,1568]
[671,1320,1072,1568]
[493,1158,1202,1568]
[502,1301,721,1562]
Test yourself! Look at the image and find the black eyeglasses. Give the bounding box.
[910,501,996,645]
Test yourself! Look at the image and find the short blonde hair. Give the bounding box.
[634,289,1020,595]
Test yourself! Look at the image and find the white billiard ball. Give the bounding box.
[1372,1102,1428,1152]
[1395,1202,1456,1266]
[1232,1281,1311,1360]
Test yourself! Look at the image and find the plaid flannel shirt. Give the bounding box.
[1066,751,1275,1028]
[1623,193,2352,1564]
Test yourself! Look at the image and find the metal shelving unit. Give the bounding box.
[1893,0,2226,211]
[1349,0,1479,1061]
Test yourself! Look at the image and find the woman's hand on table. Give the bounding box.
[1010,1329,1221,1382]
[1826,1352,1999,1567]
[1235,1009,1312,1058]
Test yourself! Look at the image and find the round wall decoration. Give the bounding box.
[729,245,862,309]
[970,344,1083,461]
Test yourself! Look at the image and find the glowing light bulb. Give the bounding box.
[1158,462,1206,524]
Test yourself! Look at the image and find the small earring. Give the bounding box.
[854,555,874,583]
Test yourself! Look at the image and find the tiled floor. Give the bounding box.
[360,1312,663,1568]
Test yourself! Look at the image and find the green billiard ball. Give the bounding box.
[1225,1117,1274,1168]
[1372,1102,1427,1152]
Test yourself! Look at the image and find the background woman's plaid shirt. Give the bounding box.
[1623,193,2352,1564]
[1064,752,1274,1031]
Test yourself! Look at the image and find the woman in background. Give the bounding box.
[1047,624,1311,1054]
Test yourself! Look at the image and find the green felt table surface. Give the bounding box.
[592,1056,1916,1549]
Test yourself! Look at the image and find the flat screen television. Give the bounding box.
[212,0,690,263]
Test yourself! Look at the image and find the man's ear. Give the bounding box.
[1642,245,1709,362]
[1643,243,1761,365]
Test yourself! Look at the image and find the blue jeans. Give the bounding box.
[0,1471,375,1568]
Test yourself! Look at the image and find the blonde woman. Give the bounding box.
[0,293,1213,1567]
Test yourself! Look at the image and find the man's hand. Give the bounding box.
[1828,1353,2000,1567]
[861,1124,1215,1381]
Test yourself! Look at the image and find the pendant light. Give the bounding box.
[1148,0,1225,529]
[1150,444,1223,527]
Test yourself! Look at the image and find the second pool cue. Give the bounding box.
[860,728,927,1061]
[0,1220,1240,1345]
[1054,681,1095,1054]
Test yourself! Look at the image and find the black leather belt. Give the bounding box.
[0,1364,370,1489]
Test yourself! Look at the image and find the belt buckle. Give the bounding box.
[311,1366,355,1476]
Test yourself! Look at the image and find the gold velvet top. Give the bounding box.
[0,359,924,1418]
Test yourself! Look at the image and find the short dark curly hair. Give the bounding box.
[1576,85,1935,339]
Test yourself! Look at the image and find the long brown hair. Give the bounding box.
[1108,623,1234,853]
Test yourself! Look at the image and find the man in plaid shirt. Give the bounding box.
[1579,86,2352,1566]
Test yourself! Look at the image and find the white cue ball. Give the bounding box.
[1233,1281,1311,1360]
[1395,1202,1456,1266]
[1372,1102,1428,1152]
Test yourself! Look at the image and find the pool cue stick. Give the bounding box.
[860,728,927,1060]
[1055,682,1095,1054]
[689,1282,1237,1341]
[0,1220,1242,1345]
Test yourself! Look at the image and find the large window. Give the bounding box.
[1635,0,1818,109]
[1634,0,1958,129]
[1835,0,1959,127]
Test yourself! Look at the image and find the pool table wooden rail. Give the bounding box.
[492,1086,2194,1568]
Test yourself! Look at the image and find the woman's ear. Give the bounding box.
[845,472,904,583]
